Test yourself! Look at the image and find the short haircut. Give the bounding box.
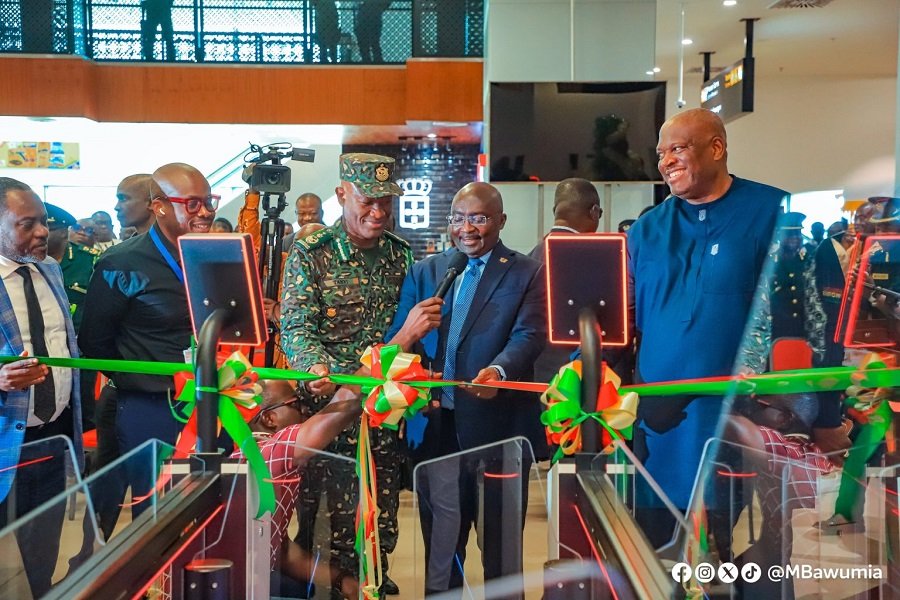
[771,393,819,430]
[0,177,32,211]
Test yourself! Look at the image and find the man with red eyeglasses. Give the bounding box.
[79,162,219,521]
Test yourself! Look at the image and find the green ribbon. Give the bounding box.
[174,354,276,518]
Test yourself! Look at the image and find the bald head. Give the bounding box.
[452,182,503,213]
[656,108,731,204]
[150,162,215,243]
[450,182,506,257]
[295,192,324,227]
[553,178,600,233]
[666,108,727,143]
[116,174,157,233]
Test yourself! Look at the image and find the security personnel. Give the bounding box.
[59,220,101,332]
[771,211,812,339]
[280,153,410,597]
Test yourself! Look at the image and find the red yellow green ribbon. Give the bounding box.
[540,360,639,463]
[359,344,431,429]
[172,352,276,518]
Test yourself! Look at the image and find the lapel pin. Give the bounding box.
[499,257,508,264]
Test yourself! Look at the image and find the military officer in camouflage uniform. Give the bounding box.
[280,153,411,597]
[60,219,101,332]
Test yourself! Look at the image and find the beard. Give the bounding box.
[0,235,41,264]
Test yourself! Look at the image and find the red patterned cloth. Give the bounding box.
[232,424,302,565]
[756,426,836,539]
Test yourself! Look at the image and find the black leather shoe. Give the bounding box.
[380,575,400,596]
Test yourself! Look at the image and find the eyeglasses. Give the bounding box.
[250,397,304,423]
[161,194,221,214]
[70,224,95,235]
[447,214,493,227]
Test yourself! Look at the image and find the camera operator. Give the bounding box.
[235,143,315,368]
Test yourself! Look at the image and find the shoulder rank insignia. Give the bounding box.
[296,227,333,251]
[383,230,410,248]
[326,307,337,318]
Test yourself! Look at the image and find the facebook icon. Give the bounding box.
[671,562,693,583]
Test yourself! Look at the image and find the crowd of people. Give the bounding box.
[0,108,898,599]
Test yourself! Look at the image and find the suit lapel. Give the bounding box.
[35,262,77,356]
[457,242,514,345]
[0,277,22,350]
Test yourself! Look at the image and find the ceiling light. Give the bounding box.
[646,70,654,75]
[682,38,693,45]
[427,133,437,139]
[653,67,661,73]
[723,0,737,6]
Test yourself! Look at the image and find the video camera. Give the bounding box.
[243,142,316,195]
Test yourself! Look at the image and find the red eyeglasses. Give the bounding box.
[160,194,221,214]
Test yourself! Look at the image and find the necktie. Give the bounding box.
[16,266,56,423]
[442,258,483,409]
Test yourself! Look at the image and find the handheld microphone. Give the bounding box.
[434,251,469,299]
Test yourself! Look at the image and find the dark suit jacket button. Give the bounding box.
[15,422,24,431]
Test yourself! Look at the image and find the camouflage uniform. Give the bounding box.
[59,242,100,332]
[280,154,411,584]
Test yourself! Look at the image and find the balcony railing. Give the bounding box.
[0,0,483,64]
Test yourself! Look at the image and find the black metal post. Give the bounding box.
[195,308,228,454]
[578,307,603,453]
[742,17,759,59]
[701,51,714,82]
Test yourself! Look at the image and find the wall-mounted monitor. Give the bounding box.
[488,81,666,183]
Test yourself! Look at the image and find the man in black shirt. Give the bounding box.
[80,162,217,515]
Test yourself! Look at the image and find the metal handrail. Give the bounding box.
[0,0,483,64]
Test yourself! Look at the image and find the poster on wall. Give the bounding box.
[0,142,81,169]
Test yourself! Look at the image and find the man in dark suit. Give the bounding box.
[0,178,83,597]
[387,181,546,597]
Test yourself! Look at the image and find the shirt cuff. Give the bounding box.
[488,365,507,381]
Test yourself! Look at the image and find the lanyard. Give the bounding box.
[149,227,184,284]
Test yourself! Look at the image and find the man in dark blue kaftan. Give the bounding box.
[627,109,787,547]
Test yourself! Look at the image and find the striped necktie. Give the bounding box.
[442,257,483,409]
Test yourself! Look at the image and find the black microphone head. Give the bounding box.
[433,251,471,299]
[447,250,469,274]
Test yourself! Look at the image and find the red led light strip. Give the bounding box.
[0,454,53,474]
[572,503,621,600]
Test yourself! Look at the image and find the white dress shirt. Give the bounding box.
[0,257,72,426]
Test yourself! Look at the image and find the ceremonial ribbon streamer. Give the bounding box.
[833,353,896,522]
[353,344,436,599]
[539,360,639,463]
[170,352,277,518]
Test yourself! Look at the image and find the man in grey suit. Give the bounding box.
[0,178,83,596]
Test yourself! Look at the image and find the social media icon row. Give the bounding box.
[671,562,761,584]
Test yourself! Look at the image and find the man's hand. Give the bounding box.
[813,422,853,467]
[464,367,500,399]
[389,298,443,351]
[306,363,336,397]
[0,352,49,393]
[262,298,280,323]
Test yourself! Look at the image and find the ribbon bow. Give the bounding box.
[174,352,276,518]
[540,360,639,463]
[359,344,432,428]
